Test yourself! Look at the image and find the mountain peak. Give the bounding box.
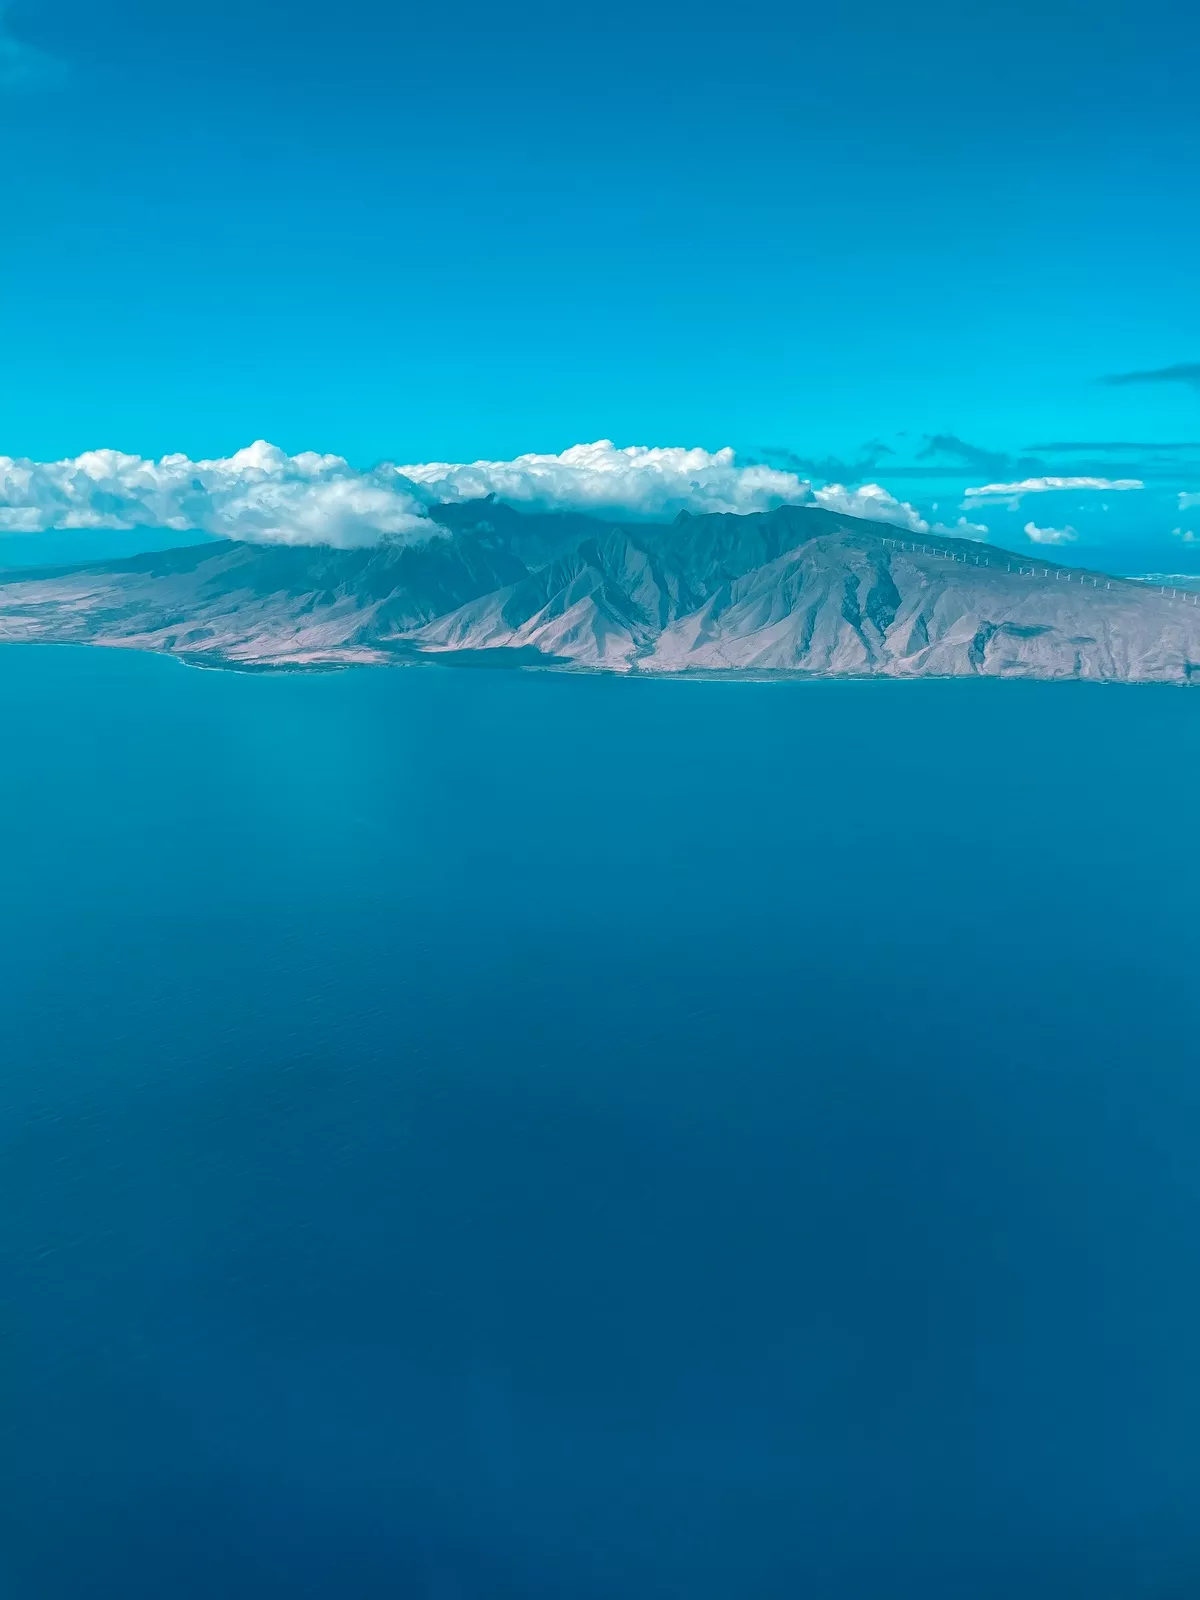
[1,503,1197,683]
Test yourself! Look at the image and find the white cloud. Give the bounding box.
[0,438,936,547]
[0,441,435,548]
[395,440,818,520]
[1173,528,1197,543]
[965,475,1144,505]
[810,480,928,533]
[1179,492,1200,511]
[1024,520,1078,545]
[933,515,989,541]
[398,441,934,529]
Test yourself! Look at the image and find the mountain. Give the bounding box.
[2,501,1199,682]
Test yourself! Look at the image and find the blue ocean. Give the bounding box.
[3,645,1199,1599]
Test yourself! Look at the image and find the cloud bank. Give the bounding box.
[0,439,935,547]
[396,440,931,530]
[396,441,814,520]
[1100,363,1200,391]
[965,476,1144,503]
[0,442,434,548]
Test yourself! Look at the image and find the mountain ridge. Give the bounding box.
[2,502,1199,683]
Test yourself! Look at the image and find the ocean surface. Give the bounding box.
[3,644,1200,1600]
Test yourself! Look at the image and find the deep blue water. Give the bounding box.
[3,646,1200,1599]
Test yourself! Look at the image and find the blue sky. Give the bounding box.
[1,0,1198,559]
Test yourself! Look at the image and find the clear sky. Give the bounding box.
[1,0,1198,557]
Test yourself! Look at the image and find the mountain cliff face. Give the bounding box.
[2,501,1199,682]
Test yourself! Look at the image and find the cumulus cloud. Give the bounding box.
[0,438,936,547]
[933,515,989,541]
[399,440,933,529]
[395,440,815,520]
[1173,528,1197,543]
[810,480,927,533]
[965,475,1143,504]
[1024,521,1078,545]
[1179,491,1200,511]
[0,442,435,548]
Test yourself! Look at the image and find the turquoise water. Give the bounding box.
[3,646,1200,1598]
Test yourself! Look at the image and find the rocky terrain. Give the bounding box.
[2,500,1199,681]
